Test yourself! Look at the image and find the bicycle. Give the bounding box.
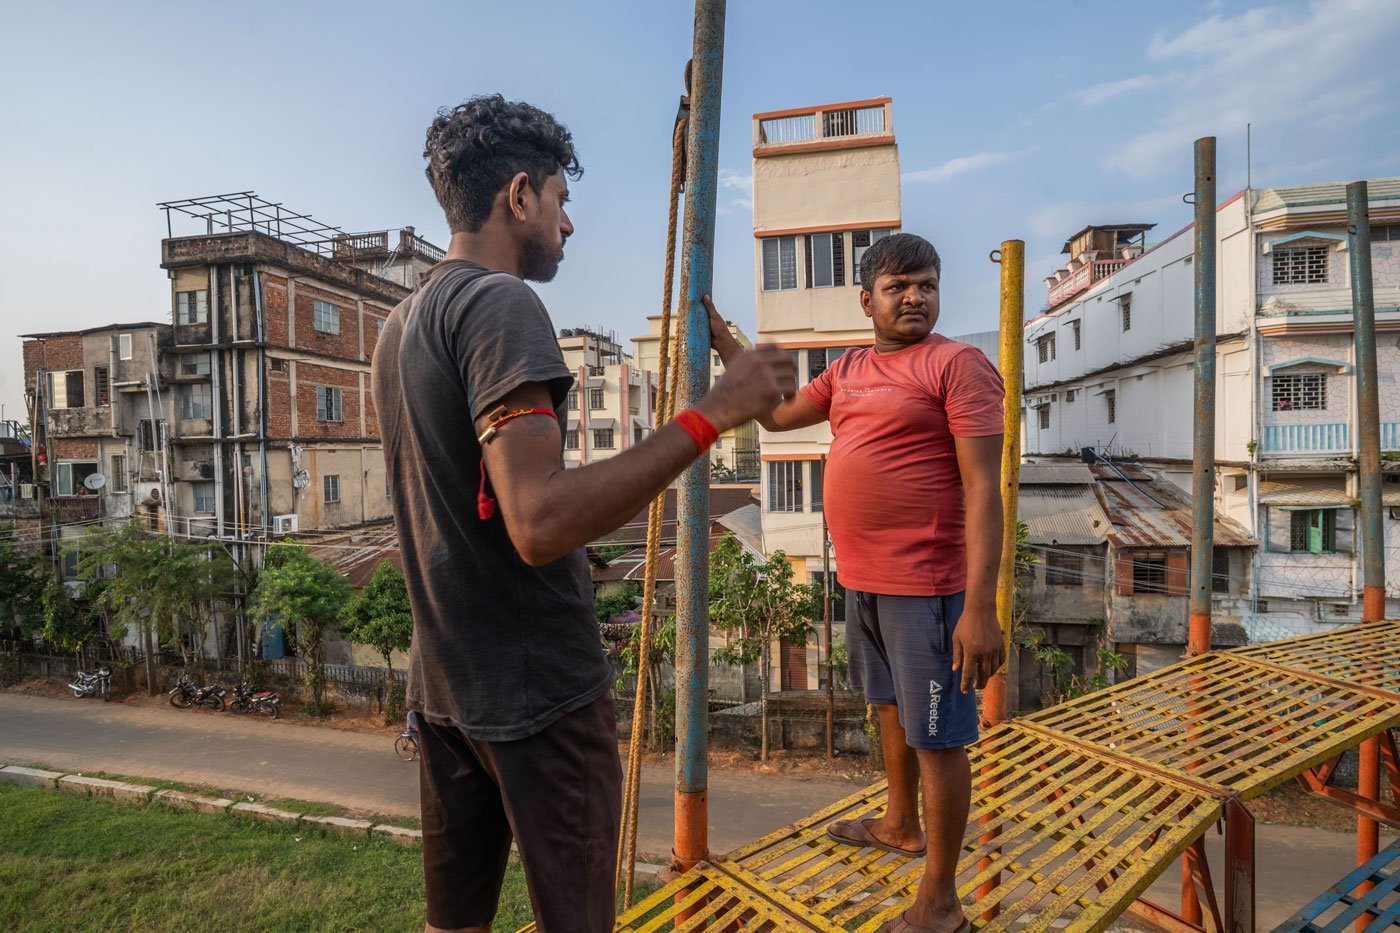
[395,712,420,761]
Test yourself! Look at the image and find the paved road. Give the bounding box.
[0,693,861,860]
[1,693,1387,928]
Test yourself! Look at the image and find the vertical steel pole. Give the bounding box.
[1188,137,1217,658]
[673,0,724,875]
[1348,181,1384,623]
[1351,177,1384,928]
[985,240,1024,727]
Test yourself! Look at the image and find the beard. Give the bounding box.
[519,231,565,283]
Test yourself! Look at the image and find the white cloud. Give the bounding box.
[1027,194,1181,240]
[1075,74,1162,107]
[717,167,753,216]
[904,150,1026,184]
[1105,0,1400,178]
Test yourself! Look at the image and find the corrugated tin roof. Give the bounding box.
[1253,177,1400,214]
[1018,485,1110,546]
[1019,463,1095,485]
[1091,465,1255,548]
[1258,478,1351,507]
[1258,477,1400,507]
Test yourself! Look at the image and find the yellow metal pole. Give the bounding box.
[985,240,1024,726]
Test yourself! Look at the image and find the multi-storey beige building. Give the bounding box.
[557,328,655,467]
[633,314,758,479]
[750,96,901,689]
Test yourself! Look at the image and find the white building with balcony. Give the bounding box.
[1022,177,1400,640]
[557,328,655,467]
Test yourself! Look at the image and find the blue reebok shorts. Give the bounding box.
[846,590,979,751]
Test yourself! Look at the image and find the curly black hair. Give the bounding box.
[424,95,583,233]
[859,233,942,290]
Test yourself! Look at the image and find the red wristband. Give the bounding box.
[674,408,719,456]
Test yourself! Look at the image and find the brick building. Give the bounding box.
[155,194,442,540]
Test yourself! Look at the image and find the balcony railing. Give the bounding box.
[1046,257,1132,308]
[1261,422,1349,455]
[756,101,889,149]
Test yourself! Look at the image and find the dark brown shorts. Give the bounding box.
[418,692,622,932]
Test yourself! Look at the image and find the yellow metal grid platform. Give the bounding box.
[516,623,1400,932]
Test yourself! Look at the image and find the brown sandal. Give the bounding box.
[824,818,927,858]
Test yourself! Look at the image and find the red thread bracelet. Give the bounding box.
[674,408,719,455]
[477,407,559,519]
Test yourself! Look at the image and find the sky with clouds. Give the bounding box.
[3,0,1399,418]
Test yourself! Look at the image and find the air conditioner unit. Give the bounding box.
[272,514,298,535]
[19,484,35,500]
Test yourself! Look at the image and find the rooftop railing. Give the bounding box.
[755,99,891,149]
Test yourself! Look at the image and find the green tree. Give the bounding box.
[709,535,816,762]
[594,581,641,624]
[0,524,46,636]
[341,561,413,723]
[617,612,676,752]
[250,540,349,716]
[76,523,238,693]
[39,576,97,662]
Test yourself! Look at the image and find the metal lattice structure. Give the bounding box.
[1276,837,1400,932]
[518,621,1400,932]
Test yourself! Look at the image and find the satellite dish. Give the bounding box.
[84,473,106,491]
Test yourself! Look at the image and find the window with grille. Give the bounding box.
[1038,406,1050,430]
[193,481,215,513]
[567,391,579,411]
[313,299,341,334]
[1133,553,1169,594]
[315,386,343,422]
[589,388,605,410]
[270,358,285,372]
[1037,333,1056,363]
[1272,245,1329,285]
[1072,320,1081,350]
[766,460,804,512]
[761,236,798,291]
[1065,389,1076,402]
[808,346,847,382]
[181,383,212,420]
[1120,294,1132,332]
[1046,550,1082,587]
[55,461,98,497]
[1371,224,1400,242]
[1212,548,1230,594]
[565,430,579,450]
[1105,390,1116,424]
[110,454,128,494]
[810,460,824,513]
[176,290,208,325]
[1271,372,1326,411]
[323,474,340,504]
[850,229,893,287]
[181,353,211,376]
[593,429,614,449]
[1290,509,1337,553]
[94,366,110,406]
[139,419,167,451]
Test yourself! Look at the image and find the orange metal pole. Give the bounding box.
[1356,736,1381,931]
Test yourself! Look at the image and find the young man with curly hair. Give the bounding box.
[710,233,1005,933]
[372,95,797,933]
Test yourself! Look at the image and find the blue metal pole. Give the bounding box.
[673,0,724,873]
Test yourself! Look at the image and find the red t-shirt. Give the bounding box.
[800,334,1004,596]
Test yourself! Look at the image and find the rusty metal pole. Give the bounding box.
[672,0,724,877]
[1348,182,1384,928]
[985,239,1024,727]
[1349,181,1384,624]
[1188,136,1217,659]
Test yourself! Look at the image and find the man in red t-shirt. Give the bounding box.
[710,233,1004,933]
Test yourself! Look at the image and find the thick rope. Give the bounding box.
[617,116,688,907]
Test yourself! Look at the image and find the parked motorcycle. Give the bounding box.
[169,672,226,711]
[227,683,281,719]
[68,665,112,701]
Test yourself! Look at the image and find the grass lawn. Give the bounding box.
[0,784,533,932]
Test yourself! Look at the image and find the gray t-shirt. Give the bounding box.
[372,260,611,741]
